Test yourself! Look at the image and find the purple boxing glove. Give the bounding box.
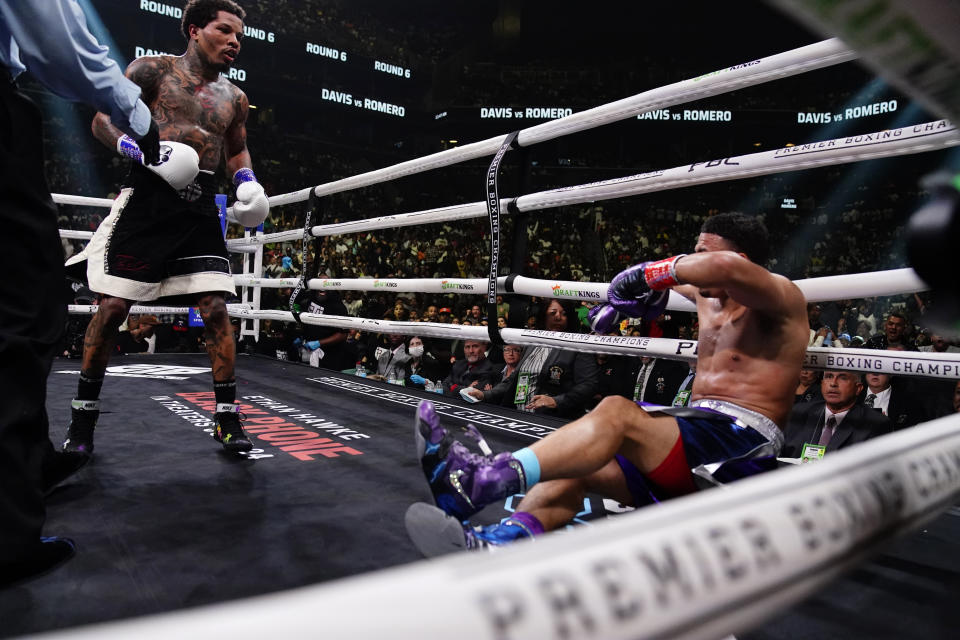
[588,304,623,334]
[607,262,672,320]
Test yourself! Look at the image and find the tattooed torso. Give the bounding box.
[127,55,246,170]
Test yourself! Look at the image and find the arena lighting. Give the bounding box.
[733,79,888,223]
[769,0,960,122]
[807,100,928,250]
[42,29,960,634]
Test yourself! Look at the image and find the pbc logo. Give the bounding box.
[687,158,740,172]
[56,364,211,380]
[674,341,698,355]
[106,364,212,379]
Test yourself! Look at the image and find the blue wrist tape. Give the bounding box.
[233,167,257,187]
[118,135,143,162]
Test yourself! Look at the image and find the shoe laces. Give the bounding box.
[448,440,488,468]
[460,423,493,455]
[216,410,247,435]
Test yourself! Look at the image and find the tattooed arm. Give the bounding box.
[91,56,164,149]
[223,88,251,176]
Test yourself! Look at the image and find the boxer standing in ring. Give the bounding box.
[63,0,269,456]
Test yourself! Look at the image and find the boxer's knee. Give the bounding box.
[593,395,642,433]
[196,294,227,326]
[94,296,131,330]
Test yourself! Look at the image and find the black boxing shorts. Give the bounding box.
[68,164,235,301]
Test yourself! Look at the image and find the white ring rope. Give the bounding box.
[226,118,959,247]
[51,194,114,208]
[59,229,95,240]
[222,310,960,380]
[255,39,857,212]
[803,345,960,379]
[68,304,251,315]
[57,261,928,306]
[769,0,960,123]
[41,31,960,640]
[231,267,929,310]
[38,412,960,640]
[64,266,947,378]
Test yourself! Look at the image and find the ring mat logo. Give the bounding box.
[108,364,211,379]
[55,364,212,380]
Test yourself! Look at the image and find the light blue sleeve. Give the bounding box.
[0,0,150,137]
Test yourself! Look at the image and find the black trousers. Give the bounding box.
[0,77,67,558]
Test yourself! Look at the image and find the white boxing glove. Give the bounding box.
[117,136,200,191]
[231,168,270,227]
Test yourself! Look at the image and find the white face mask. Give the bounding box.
[409,345,424,358]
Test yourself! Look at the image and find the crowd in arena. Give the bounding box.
[46,83,958,434]
[29,17,956,443]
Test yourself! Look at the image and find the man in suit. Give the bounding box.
[782,370,893,458]
[464,299,600,418]
[471,344,600,418]
[441,339,498,397]
[862,372,927,429]
[634,357,690,406]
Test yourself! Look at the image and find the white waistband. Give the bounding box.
[690,399,783,450]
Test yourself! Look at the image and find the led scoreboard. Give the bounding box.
[90,0,425,128]
[87,2,917,144]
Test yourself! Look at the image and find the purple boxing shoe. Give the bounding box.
[414,400,527,521]
[62,400,99,455]
[405,502,542,557]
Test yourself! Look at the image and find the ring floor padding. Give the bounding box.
[3,353,959,638]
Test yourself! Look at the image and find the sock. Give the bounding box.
[512,447,541,489]
[76,372,104,402]
[213,379,236,407]
[476,511,546,547]
[645,436,697,498]
[503,511,545,537]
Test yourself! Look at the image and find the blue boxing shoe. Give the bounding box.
[404,502,542,557]
[414,400,527,521]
